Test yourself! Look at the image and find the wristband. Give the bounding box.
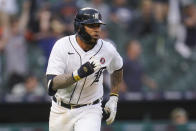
[110,93,119,97]
[72,70,81,81]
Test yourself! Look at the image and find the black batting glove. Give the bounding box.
[72,57,101,81]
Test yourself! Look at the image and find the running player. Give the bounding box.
[46,7,123,131]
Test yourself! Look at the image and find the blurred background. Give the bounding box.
[0,0,196,130]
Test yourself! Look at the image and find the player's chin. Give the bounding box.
[91,37,99,43]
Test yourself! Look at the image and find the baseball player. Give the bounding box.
[46,7,123,131]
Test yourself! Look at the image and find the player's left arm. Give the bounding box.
[110,68,123,95]
[104,68,123,125]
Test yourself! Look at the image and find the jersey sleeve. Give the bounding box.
[107,48,123,74]
[46,39,66,75]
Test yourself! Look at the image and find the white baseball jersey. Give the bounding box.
[46,34,123,105]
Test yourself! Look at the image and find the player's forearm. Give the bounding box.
[52,73,76,90]
[51,57,100,91]
[110,69,123,96]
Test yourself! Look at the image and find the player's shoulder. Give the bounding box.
[100,39,118,53]
[53,35,73,49]
[101,39,115,50]
[54,36,70,46]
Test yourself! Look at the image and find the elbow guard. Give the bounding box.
[48,79,57,96]
[46,75,57,96]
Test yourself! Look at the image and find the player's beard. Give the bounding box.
[90,37,98,45]
[78,27,98,46]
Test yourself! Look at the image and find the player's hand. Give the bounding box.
[104,96,118,125]
[72,57,101,81]
[89,57,101,71]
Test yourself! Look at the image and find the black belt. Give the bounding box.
[52,96,100,109]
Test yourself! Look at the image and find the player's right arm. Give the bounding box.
[49,57,100,90]
[47,57,100,96]
[46,39,101,96]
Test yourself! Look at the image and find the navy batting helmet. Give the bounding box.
[74,7,105,32]
[74,7,105,45]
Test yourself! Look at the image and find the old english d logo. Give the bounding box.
[91,67,106,86]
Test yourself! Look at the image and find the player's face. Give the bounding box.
[84,24,101,41]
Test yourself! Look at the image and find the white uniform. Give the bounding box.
[46,34,123,131]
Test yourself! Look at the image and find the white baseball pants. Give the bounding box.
[49,101,102,131]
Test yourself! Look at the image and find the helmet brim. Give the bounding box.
[81,19,106,25]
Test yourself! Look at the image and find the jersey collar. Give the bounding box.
[71,34,102,56]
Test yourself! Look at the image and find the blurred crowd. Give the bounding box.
[0,0,196,102]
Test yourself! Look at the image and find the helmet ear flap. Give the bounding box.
[74,20,83,32]
[74,21,79,32]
